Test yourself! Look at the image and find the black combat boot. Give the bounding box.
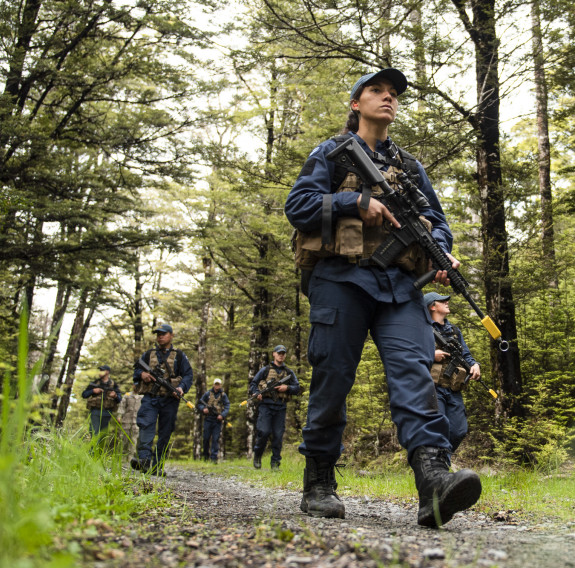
[253,454,262,469]
[300,457,345,519]
[130,457,151,473]
[410,446,482,528]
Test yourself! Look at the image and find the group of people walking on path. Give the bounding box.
[82,326,300,476]
[83,66,489,528]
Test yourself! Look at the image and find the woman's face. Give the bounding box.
[351,79,398,127]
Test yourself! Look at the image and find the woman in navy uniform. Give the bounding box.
[285,68,482,527]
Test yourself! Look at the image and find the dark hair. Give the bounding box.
[341,83,365,134]
[341,110,359,134]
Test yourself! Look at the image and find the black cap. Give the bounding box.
[98,365,111,372]
[273,345,287,353]
[423,292,451,307]
[153,323,173,334]
[350,68,408,101]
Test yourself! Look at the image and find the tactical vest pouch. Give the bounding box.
[157,376,182,396]
[450,368,468,391]
[431,363,467,391]
[293,229,335,271]
[335,217,363,256]
[392,215,432,276]
[86,384,119,411]
[133,380,151,395]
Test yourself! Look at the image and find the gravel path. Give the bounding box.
[81,465,575,567]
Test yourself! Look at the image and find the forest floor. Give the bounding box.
[78,464,575,568]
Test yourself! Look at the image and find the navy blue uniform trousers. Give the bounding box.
[254,404,287,464]
[435,386,468,453]
[89,408,112,436]
[136,395,179,465]
[300,279,450,463]
[203,418,223,460]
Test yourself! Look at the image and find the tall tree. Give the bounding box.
[0,0,205,342]
[531,0,557,288]
[450,0,522,416]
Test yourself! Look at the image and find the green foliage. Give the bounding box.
[0,311,169,567]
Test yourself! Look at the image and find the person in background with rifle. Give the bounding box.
[82,364,122,438]
[425,292,480,462]
[131,323,193,476]
[249,345,300,471]
[285,68,482,527]
[197,378,230,463]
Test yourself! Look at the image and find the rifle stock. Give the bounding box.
[326,137,509,352]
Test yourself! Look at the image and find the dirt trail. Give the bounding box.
[81,465,575,567]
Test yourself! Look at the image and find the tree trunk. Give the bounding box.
[409,6,427,113]
[40,282,72,393]
[133,255,145,356]
[464,0,523,417]
[246,234,271,458]
[531,0,557,288]
[54,286,102,427]
[220,302,235,461]
[193,255,212,460]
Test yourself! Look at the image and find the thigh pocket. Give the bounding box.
[308,305,338,366]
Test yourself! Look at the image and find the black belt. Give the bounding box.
[347,256,379,267]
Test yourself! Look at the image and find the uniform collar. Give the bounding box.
[351,132,394,154]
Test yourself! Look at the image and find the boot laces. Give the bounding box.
[311,461,345,488]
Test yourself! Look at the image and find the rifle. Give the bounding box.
[326,137,509,352]
[136,358,195,411]
[206,403,221,416]
[199,401,233,428]
[432,328,497,399]
[240,374,294,407]
[198,399,223,417]
[87,382,116,393]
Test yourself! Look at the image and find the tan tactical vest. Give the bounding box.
[136,349,182,396]
[258,366,290,402]
[207,390,225,414]
[294,165,431,275]
[86,379,119,411]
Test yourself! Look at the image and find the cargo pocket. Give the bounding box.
[308,305,338,366]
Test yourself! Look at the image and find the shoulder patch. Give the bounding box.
[298,157,317,178]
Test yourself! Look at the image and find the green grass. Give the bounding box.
[0,309,169,568]
[479,469,575,521]
[178,449,575,524]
